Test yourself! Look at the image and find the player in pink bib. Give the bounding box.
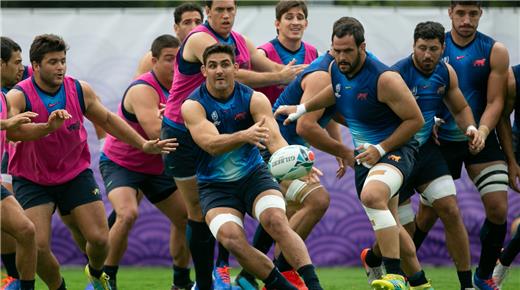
[5,34,176,290]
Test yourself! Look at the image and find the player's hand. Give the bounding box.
[142,138,178,154]
[432,116,444,145]
[273,105,298,125]
[466,125,485,155]
[335,157,346,178]
[507,160,520,193]
[243,117,270,149]
[304,166,323,183]
[355,143,382,168]
[278,59,305,85]
[336,148,355,178]
[157,103,166,119]
[3,111,38,130]
[46,109,72,132]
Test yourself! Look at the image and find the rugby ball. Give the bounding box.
[268,145,315,180]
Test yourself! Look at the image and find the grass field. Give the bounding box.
[27,266,520,290]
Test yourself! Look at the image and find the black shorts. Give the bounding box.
[99,159,176,204]
[1,185,12,200]
[354,141,418,198]
[161,122,199,179]
[12,169,101,215]
[438,130,505,180]
[198,164,280,217]
[1,151,8,174]
[399,139,451,204]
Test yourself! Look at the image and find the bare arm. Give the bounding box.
[6,89,70,141]
[249,92,288,154]
[443,64,477,131]
[478,42,509,134]
[376,71,424,152]
[125,85,162,139]
[134,51,153,77]
[182,98,270,156]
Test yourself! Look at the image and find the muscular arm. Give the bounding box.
[249,92,288,154]
[296,71,351,158]
[377,71,424,152]
[6,89,53,141]
[82,81,147,150]
[443,64,477,131]
[125,85,162,139]
[181,99,249,156]
[479,42,509,132]
[496,67,516,164]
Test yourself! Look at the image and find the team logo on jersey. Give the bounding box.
[334,83,341,98]
[234,112,246,121]
[211,110,221,126]
[67,121,80,131]
[437,85,446,96]
[411,86,418,98]
[388,154,401,162]
[473,58,486,67]
[357,92,368,100]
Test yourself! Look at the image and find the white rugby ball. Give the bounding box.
[268,145,315,180]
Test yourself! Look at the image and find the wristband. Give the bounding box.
[373,144,386,157]
[478,125,490,139]
[287,104,307,122]
[466,125,478,134]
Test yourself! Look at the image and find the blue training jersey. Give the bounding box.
[438,31,495,141]
[269,38,307,65]
[512,65,520,135]
[330,55,400,149]
[273,52,336,146]
[392,55,450,146]
[188,82,263,182]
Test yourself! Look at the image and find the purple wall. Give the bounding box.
[46,124,520,267]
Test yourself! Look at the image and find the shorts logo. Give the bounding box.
[473,58,486,67]
[211,111,220,126]
[92,188,100,195]
[388,155,401,162]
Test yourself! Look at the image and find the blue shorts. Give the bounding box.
[198,164,280,217]
[1,185,12,200]
[161,122,199,179]
[399,139,451,204]
[354,141,418,198]
[12,169,101,215]
[99,159,176,204]
[439,130,505,180]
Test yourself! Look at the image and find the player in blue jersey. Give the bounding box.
[181,43,324,290]
[493,64,520,287]
[275,17,432,290]
[411,2,510,289]
[361,21,484,290]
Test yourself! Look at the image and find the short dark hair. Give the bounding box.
[29,34,68,64]
[174,2,204,25]
[275,0,308,21]
[331,17,365,46]
[414,21,445,45]
[151,34,180,58]
[205,0,236,8]
[450,1,482,8]
[1,36,22,62]
[202,43,235,65]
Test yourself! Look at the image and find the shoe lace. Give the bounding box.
[217,266,231,283]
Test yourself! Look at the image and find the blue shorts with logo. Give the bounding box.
[161,121,200,179]
[398,139,451,204]
[12,169,101,215]
[438,130,505,180]
[198,164,280,217]
[354,141,418,198]
[99,159,177,204]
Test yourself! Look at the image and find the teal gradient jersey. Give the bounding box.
[392,55,450,146]
[438,31,495,141]
[188,82,263,183]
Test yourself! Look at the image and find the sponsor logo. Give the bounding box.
[271,155,296,167]
[441,56,449,63]
[211,110,220,126]
[234,112,246,121]
[48,102,60,108]
[473,58,486,67]
[411,86,418,98]
[356,92,368,100]
[388,154,401,162]
[456,55,465,60]
[334,83,341,98]
[67,121,80,131]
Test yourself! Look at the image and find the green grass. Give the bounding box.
[29,266,520,289]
